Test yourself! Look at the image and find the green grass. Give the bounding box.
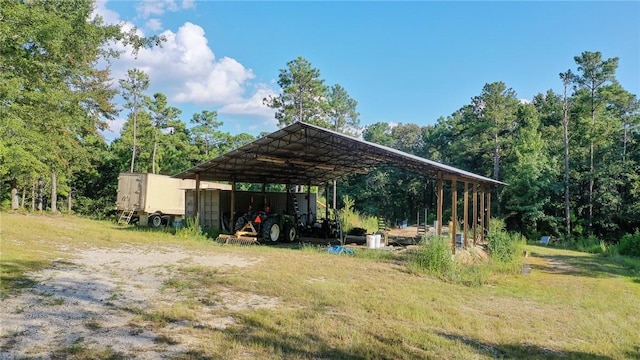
[2,212,640,359]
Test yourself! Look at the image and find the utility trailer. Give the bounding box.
[115,172,230,227]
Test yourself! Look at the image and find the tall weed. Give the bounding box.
[338,195,378,234]
[175,216,208,241]
[409,236,453,277]
[487,218,525,273]
[409,236,488,287]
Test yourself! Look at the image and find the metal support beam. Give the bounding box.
[463,182,468,249]
[451,178,457,254]
[437,172,443,236]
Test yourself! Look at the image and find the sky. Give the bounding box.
[95,0,640,141]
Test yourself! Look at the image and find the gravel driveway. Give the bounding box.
[0,245,266,358]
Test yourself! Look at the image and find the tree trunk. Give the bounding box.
[152,132,158,174]
[37,178,44,211]
[21,187,26,208]
[562,75,571,239]
[493,133,500,214]
[622,123,628,166]
[31,183,35,211]
[130,100,138,173]
[10,180,19,210]
[51,172,57,212]
[588,89,595,235]
[68,191,72,213]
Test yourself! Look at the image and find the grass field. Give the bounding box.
[1,212,639,359]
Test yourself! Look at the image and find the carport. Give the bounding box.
[173,121,506,252]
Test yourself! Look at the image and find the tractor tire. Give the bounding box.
[234,216,248,232]
[149,214,163,228]
[262,217,281,243]
[284,223,298,243]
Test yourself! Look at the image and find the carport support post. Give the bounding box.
[194,173,200,221]
[480,185,485,243]
[230,178,236,230]
[473,183,478,246]
[437,172,443,236]
[463,182,468,249]
[307,181,311,225]
[451,178,457,255]
[333,179,337,210]
[325,182,330,220]
[486,188,491,235]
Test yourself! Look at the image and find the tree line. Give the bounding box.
[1,1,638,243]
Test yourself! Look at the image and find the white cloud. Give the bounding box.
[519,98,532,104]
[182,0,195,9]
[136,0,177,18]
[92,0,122,25]
[145,18,163,31]
[219,84,278,118]
[104,117,127,139]
[136,0,194,19]
[110,22,276,119]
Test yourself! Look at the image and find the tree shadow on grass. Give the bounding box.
[437,331,612,360]
[0,258,51,296]
[223,312,416,360]
[530,253,639,279]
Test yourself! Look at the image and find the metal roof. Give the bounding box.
[172,121,506,186]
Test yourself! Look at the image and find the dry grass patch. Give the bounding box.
[2,213,640,359]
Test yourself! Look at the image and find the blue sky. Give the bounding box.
[97,1,640,140]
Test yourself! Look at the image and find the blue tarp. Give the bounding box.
[327,245,355,255]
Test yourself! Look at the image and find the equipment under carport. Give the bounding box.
[218,210,298,245]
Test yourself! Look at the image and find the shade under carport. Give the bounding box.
[173,121,506,253]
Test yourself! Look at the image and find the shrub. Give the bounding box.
[409,236,453,277]
[618,231,640,258]
[487,218,525,272]
[409,236,489,287]
[576,235,603,254]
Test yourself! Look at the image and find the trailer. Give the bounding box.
[116,173,230,227]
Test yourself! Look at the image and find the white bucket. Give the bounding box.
[366,235,376,249]
[374,234,382,248]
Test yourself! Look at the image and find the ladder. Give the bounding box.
[417,209,428,237]
[118,209,134,224]
[289,187,302,225]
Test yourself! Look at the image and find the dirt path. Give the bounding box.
[0,245,264,358]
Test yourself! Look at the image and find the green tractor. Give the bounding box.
[233,211,298,243]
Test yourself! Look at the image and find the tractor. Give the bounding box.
[232,209,298,243]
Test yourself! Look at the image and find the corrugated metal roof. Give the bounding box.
[172,121,506,186]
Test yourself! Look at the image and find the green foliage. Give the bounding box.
[487,218,526,272]
[264,56,329,128]
[175,216,208,241]
[327,84,360,134]
[576,235,603,254]
[618,231,640,258]
[409,236,453,276]
[408,236,489,287]
[337,195,378,235]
